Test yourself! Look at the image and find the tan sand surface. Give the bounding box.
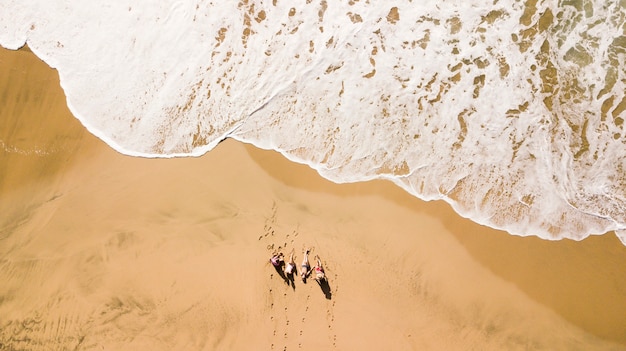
[1,47,625,351]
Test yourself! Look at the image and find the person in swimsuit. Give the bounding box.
[314,255,326,283]
[270,252,284,268]
[284,250,297,288]
[301,249,311,283]
[285,250,297,276]
[270,252,288,282]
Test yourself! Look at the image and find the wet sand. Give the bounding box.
[1,47,625,350]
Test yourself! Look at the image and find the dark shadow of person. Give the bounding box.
[286,271,296,291]
[317,278,332,300]
[272,262,289,284]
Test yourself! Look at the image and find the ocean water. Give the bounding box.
[1,0,625,244]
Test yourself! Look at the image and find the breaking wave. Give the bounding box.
[1,0,625,244]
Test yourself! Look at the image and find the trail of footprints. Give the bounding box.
[259,203,297,254]
[261,204,338,350]
[325,273,338,349]
[298,294,310,349]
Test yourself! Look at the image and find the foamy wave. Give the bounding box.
[2,0,625,244]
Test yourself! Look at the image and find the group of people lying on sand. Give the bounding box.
[270,248,325,284]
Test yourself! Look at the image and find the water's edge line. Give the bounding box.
[6,43,624,246]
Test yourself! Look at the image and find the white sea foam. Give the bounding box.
[1,0,625,244]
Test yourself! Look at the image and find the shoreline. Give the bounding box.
[1,46,625,350]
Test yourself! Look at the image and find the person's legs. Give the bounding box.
[287,251,296,276]
[301,249,310,281]
[314,255,325,282]
[315,255,322,268]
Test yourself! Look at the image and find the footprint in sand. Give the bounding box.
[269,287,277,347]
[321,286,337,348]
[298,296,310,338]
[327,306,335,322]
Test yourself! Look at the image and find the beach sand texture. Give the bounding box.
[1,47,625,350]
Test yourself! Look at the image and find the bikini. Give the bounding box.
[315,266,325,279]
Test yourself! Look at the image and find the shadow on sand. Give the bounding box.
[286,271,296,291]
[272,263,289,285]
[317,278,332,300]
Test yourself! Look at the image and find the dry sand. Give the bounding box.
[1,47,625,351]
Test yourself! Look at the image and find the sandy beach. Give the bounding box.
[1,47,625,350]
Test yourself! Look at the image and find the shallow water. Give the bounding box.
[1,0,625,243]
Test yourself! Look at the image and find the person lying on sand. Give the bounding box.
[285,250,297,276]
[270,252,284,268]
[314,255,326,282]
[301,249,311,283]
